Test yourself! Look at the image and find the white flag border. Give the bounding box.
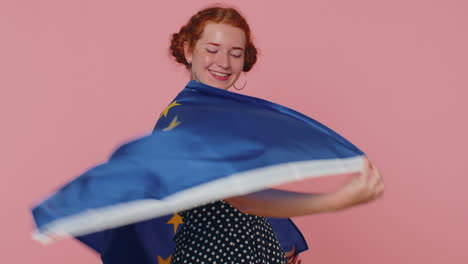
[32,156,365,244]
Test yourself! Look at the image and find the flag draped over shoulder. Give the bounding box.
[31,80,365,262]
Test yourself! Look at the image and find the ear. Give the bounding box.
[183,41,192,64]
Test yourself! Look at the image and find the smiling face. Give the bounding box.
[184,23,246,90]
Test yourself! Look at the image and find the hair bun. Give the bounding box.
[169,6,257,72]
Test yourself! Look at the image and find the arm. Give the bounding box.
[224,189,340,217]
[224,157,384,217]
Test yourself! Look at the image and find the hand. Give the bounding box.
[284,245,302,264]
[286,253,302,264]
[334,157,384,210]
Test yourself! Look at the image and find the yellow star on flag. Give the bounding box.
[162,116,181,131]
[160,101,181,118]
[157,255,172,264]
[167,212,184,234]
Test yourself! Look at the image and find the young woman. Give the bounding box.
[168,6,384,264]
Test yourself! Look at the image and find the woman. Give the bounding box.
[168,6,384,264]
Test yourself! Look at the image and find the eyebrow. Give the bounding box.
[206,42,244,51]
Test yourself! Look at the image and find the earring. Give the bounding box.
[233,72,247,90]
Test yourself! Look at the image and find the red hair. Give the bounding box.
[170,6,258,72]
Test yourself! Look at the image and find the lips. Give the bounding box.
[209,70,230,81]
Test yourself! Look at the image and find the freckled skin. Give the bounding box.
[184,23,246,90]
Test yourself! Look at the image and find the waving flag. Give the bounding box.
[31,80,365,261]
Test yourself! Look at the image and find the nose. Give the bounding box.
[215,51,230,69]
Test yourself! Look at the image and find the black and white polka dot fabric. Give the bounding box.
[171,200,287,264]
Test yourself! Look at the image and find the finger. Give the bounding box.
[290,255,298,264]
[357,157,370,180]
[376,181,385,195]
[367,166,381,188]
[369,160,383,181]
[284,245,296,258]
[373,169,385,191]
[374,165,384,184]
[371,183,385,200]
[372,190,384,201]
[363,157,371,171]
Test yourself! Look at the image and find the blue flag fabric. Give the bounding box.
[75,216,307,263]
[32,80,365,262]
[73,110,309,264]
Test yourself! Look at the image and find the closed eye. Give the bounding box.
[230,51,243,58]
[206,48,242,58]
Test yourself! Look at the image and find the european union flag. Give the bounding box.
[74,215,306,263]
[32,80,365,262]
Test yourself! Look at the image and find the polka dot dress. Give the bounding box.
[171,200,287,264]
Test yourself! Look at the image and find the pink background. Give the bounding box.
[1,0,467,263]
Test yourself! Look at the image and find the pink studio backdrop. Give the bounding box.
[1,0,467,263]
